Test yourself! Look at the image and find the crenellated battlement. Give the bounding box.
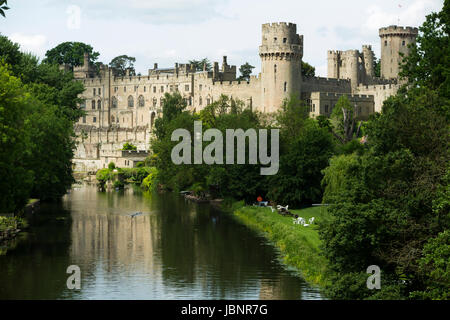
[379,25,418,36]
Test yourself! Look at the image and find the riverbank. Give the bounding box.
[231,204,329,288]
[0,199,37,246]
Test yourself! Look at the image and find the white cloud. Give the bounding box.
[9,33,48,55]
[364,0,441,32]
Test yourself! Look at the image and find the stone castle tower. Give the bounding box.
[259,23,303,113]
[379,26,418,79]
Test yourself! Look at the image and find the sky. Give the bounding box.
[1,0,444,77]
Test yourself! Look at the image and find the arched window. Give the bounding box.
[128,95,134,108]
[138,95,145,107]
[97,99,101,109]
[111,115,115,123]
[150,112,156,128]
[91,100,95,110]
[111,96,118,108]
[153,98,157,107]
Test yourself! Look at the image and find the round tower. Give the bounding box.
[379,25,418,79]
[259,22,303,113]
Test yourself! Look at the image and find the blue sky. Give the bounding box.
[1,0,443,76]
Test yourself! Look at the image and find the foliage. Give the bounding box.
[330,95,362,144]
[108,162,116,170]
[122,142,137,151]
[0,0,9,18]
[43,42,100,69]
[141,167,159,191]
[109,55,136,77]
[301,61,315,78]
[189,58,212,71]
[238,62,255,81]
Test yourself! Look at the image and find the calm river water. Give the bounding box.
[0,184,322,300]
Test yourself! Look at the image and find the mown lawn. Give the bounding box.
[232,205,329,287]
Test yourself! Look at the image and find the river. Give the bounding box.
[0,184,322,300]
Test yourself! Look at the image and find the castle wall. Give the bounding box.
[355,83,401,113]
[303,92,375,120]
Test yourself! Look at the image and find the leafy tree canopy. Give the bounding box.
[109,55,136,77]
[238,62,255,81]
[44,42,100,69]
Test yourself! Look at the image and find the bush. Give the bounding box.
[108,162,116,170]
[122,142,137,151]
[141,167,159,191]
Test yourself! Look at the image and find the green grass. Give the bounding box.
[232,205,329,287]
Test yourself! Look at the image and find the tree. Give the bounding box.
[109,55,136,77]
[374,58,381,78]
[44,42,100,69]
[122,142,137,151]
[0,0,9,18]
[301,61,315,78]
[189,58,212,72]
[400,0,450,99]
[238,62,255,81]
[0,64,34,213]
[330,95,362,144]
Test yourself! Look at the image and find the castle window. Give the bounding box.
[82,116,86,123]
[207,98,211,105]
[325,105,329,113]
[111,115,115,123]
[80,100,86,109]
[93,116,96,123]
[114,87,118,93]
[124,86,127,92]
[144,86,146,92]
[112,96,118,108]
[274,37,277,42]
[199,96,202,105]
[161,86,164,93]
[97,100,101,109]
[284,82,287,92]
[175,85,179,92]
[384,40,387,46]
[170,85,173,92]
[134,86,137,92]
[98,88,101,95]
[199,84,202,91]
[92,100,95,109]
[153,98,157,107]
[93,88,96,96]
[274,64,277,74]
[128,95,134,108]
[313,104,315,112]
[138,95,145,107]
[185,85,189,91]
[160,97,163,106]
[402,40,406,46]
[153,86,156,93]
[283,38,287,43]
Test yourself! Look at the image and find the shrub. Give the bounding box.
[122,142,137,151]
[108,162,116,170]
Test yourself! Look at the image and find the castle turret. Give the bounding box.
[259,22,303,113]
[379,25,418,79]
[362,45,375,82]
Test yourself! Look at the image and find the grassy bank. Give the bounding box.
[232,204,329,287]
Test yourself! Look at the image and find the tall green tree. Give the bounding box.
[109,55,136,77]
[330,95,362,144]
[238,62,255,81]
[301,61,315,78]
[189,58,212,71]
[44,42,100,69]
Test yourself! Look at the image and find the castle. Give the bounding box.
[72,23,418,172]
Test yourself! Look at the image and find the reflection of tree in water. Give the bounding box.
[157,194,307,299]
[0,203,73,299]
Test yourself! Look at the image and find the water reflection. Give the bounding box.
[0,185,322,300]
